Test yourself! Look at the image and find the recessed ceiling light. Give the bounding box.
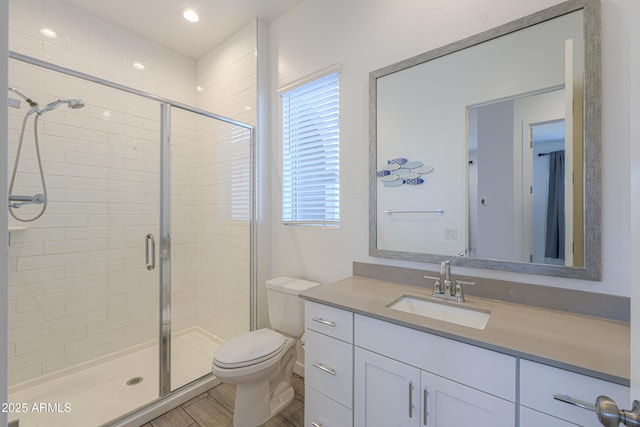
[40,28,58,39]
[132,62,145,71]
[196,85,204,92]
[183,9,200,23]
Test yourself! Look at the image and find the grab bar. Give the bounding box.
[384,209,444,215]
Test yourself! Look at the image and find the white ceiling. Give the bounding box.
[65,0,301,59]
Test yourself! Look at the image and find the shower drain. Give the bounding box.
[126,377,144,386]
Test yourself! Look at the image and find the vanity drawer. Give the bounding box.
[305,329,353,408]
[305,300,353,343]
[305,386,352,427]
[520,359,629,426]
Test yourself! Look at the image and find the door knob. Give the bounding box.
[595,396,640,427]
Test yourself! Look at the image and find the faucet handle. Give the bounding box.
[456,280,475,286]
[424,275,442,295]
[454,280,475,302]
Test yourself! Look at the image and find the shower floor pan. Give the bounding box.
[8,328,222,427]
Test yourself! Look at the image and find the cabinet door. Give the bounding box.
[354,348,421,427]
[422,370,515,427]
[520,406,579,427]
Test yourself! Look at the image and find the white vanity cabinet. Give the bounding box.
[353,314,516,427]
[303,300,629,427]
[519,360,630,427]
[304,301,354,427]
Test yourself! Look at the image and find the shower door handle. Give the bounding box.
[145,234,156,270]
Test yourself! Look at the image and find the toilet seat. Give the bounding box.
[213,329,286,369]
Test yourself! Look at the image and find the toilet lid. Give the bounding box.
[214,329,286,369]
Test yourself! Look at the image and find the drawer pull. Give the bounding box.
[312,317,336,327]
[312,362,336,376]
[553,394,596,412]
[311,423,323,427]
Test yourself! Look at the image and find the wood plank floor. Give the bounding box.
[143,375,304,427]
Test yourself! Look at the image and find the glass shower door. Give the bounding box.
[7,61,162,426]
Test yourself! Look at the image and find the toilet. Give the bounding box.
[212,277,319,427]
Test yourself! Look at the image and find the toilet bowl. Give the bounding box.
[211,277,319,427]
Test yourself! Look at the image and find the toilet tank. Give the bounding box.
[266,277,320,337]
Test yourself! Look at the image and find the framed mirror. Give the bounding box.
[369,0,601,280]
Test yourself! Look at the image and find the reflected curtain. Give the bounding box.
[545,150,565,259]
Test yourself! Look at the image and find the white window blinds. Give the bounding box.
[281,71,340,225]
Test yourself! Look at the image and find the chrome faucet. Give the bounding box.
[441,260,452,297]
[424,260,475,302]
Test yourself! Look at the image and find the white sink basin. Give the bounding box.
[387,295,490,330]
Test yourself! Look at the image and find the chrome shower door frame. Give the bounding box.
[159,103,172,396]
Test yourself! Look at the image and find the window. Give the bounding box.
[280,70,340,225]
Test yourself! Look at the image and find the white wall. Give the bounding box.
[268,0,631,296]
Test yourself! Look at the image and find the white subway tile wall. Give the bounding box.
[7,0,256,387]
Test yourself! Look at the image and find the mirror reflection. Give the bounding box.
[467,88,582,268]
[371,0,600,279]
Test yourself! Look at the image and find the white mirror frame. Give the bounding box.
[369,0,601,280]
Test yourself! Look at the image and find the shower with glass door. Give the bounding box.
[6,53,255,427]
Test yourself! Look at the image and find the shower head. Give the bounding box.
[38,98,85,115]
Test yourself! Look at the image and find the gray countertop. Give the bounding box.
[300,276,630,386]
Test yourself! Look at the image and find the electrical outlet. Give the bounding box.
[444,227,457,239]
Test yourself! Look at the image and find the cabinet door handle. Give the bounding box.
[423,388,428,425]
[409,382,414,418]
[312,363,336,376]
[553,394,596,412]
[312,317,336,327]
[311,422,323,427]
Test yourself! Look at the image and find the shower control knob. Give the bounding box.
[32,194,47,204]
